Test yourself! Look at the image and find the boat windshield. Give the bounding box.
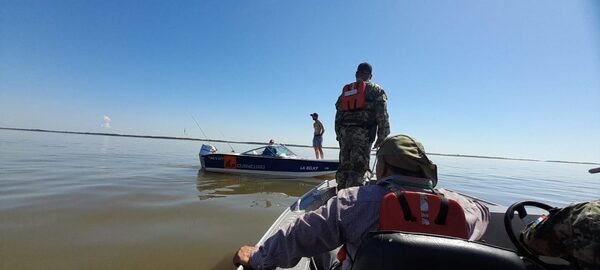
[243,144,298,158]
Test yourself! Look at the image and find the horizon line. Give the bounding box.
[1,126,598,166]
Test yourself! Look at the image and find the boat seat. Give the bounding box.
[352,231,533,270]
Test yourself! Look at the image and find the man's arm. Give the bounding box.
[318,121,325,136]
[438,188,490,241]
[373,89,390,148]
[334,96,342,141]
[240,197,343,269]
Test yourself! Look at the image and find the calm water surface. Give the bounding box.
[0,130,598,269]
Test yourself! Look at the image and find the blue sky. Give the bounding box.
[1,0,599,162]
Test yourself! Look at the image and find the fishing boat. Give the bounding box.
[239,179,571,270]
[199,144,339,178]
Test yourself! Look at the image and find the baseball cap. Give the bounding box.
[356,62,372,74]
[310,113,318,117]
[376,134,438,186]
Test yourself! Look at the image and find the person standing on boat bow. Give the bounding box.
[233,134,490,270]
[311,113,325,159]
[335,62,390,189]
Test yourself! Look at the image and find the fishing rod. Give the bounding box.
[191,115,235,152]
[191,115,208,140]
[218,130,236,153]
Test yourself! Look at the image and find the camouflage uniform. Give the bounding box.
[335,81,390,189]
[521,200,600,270]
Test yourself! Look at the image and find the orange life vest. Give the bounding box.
[340,81,367,111]
[337,188,469,263]
[378,190,469,238]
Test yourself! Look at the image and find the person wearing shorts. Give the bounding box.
[311,113,324,159]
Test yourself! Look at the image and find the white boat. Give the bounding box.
[239,179,572,270]
[199,144,339,178]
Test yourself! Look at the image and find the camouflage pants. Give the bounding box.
[521,200,600,269]
[335,126,372,189]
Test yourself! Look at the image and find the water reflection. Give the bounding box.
[195,170,318,200]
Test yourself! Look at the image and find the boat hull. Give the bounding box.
[200,153,339,178]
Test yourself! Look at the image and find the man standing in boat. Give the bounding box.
[335,62,390,189]
[310,113,325,159]
[233,135,490,270]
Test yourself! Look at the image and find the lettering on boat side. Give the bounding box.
[236,164,266,169]
[300,166,319,171]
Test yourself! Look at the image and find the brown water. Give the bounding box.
[1,130,598,269]
[0,131,318,269]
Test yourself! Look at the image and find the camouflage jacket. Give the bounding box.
[521,200,600,269]
[334,81,390,146]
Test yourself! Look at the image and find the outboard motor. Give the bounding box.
[200,144,217,156]
[199,144,217,169]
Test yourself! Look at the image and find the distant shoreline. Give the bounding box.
[1,127,598,166]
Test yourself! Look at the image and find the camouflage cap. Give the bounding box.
[376,135,438,186]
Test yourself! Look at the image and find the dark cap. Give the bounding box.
[310,113,318,117]
[376,134,438,186]
[356,62,372,74]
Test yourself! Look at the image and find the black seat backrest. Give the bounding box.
[352,231,527,270]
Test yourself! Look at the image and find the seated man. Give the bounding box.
[262,139,277,156]
[234,134,490,270]
[521,200,600,270]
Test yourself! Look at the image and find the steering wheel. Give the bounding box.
[504,201,557,264]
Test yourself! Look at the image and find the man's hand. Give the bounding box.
[233,245,257,268]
